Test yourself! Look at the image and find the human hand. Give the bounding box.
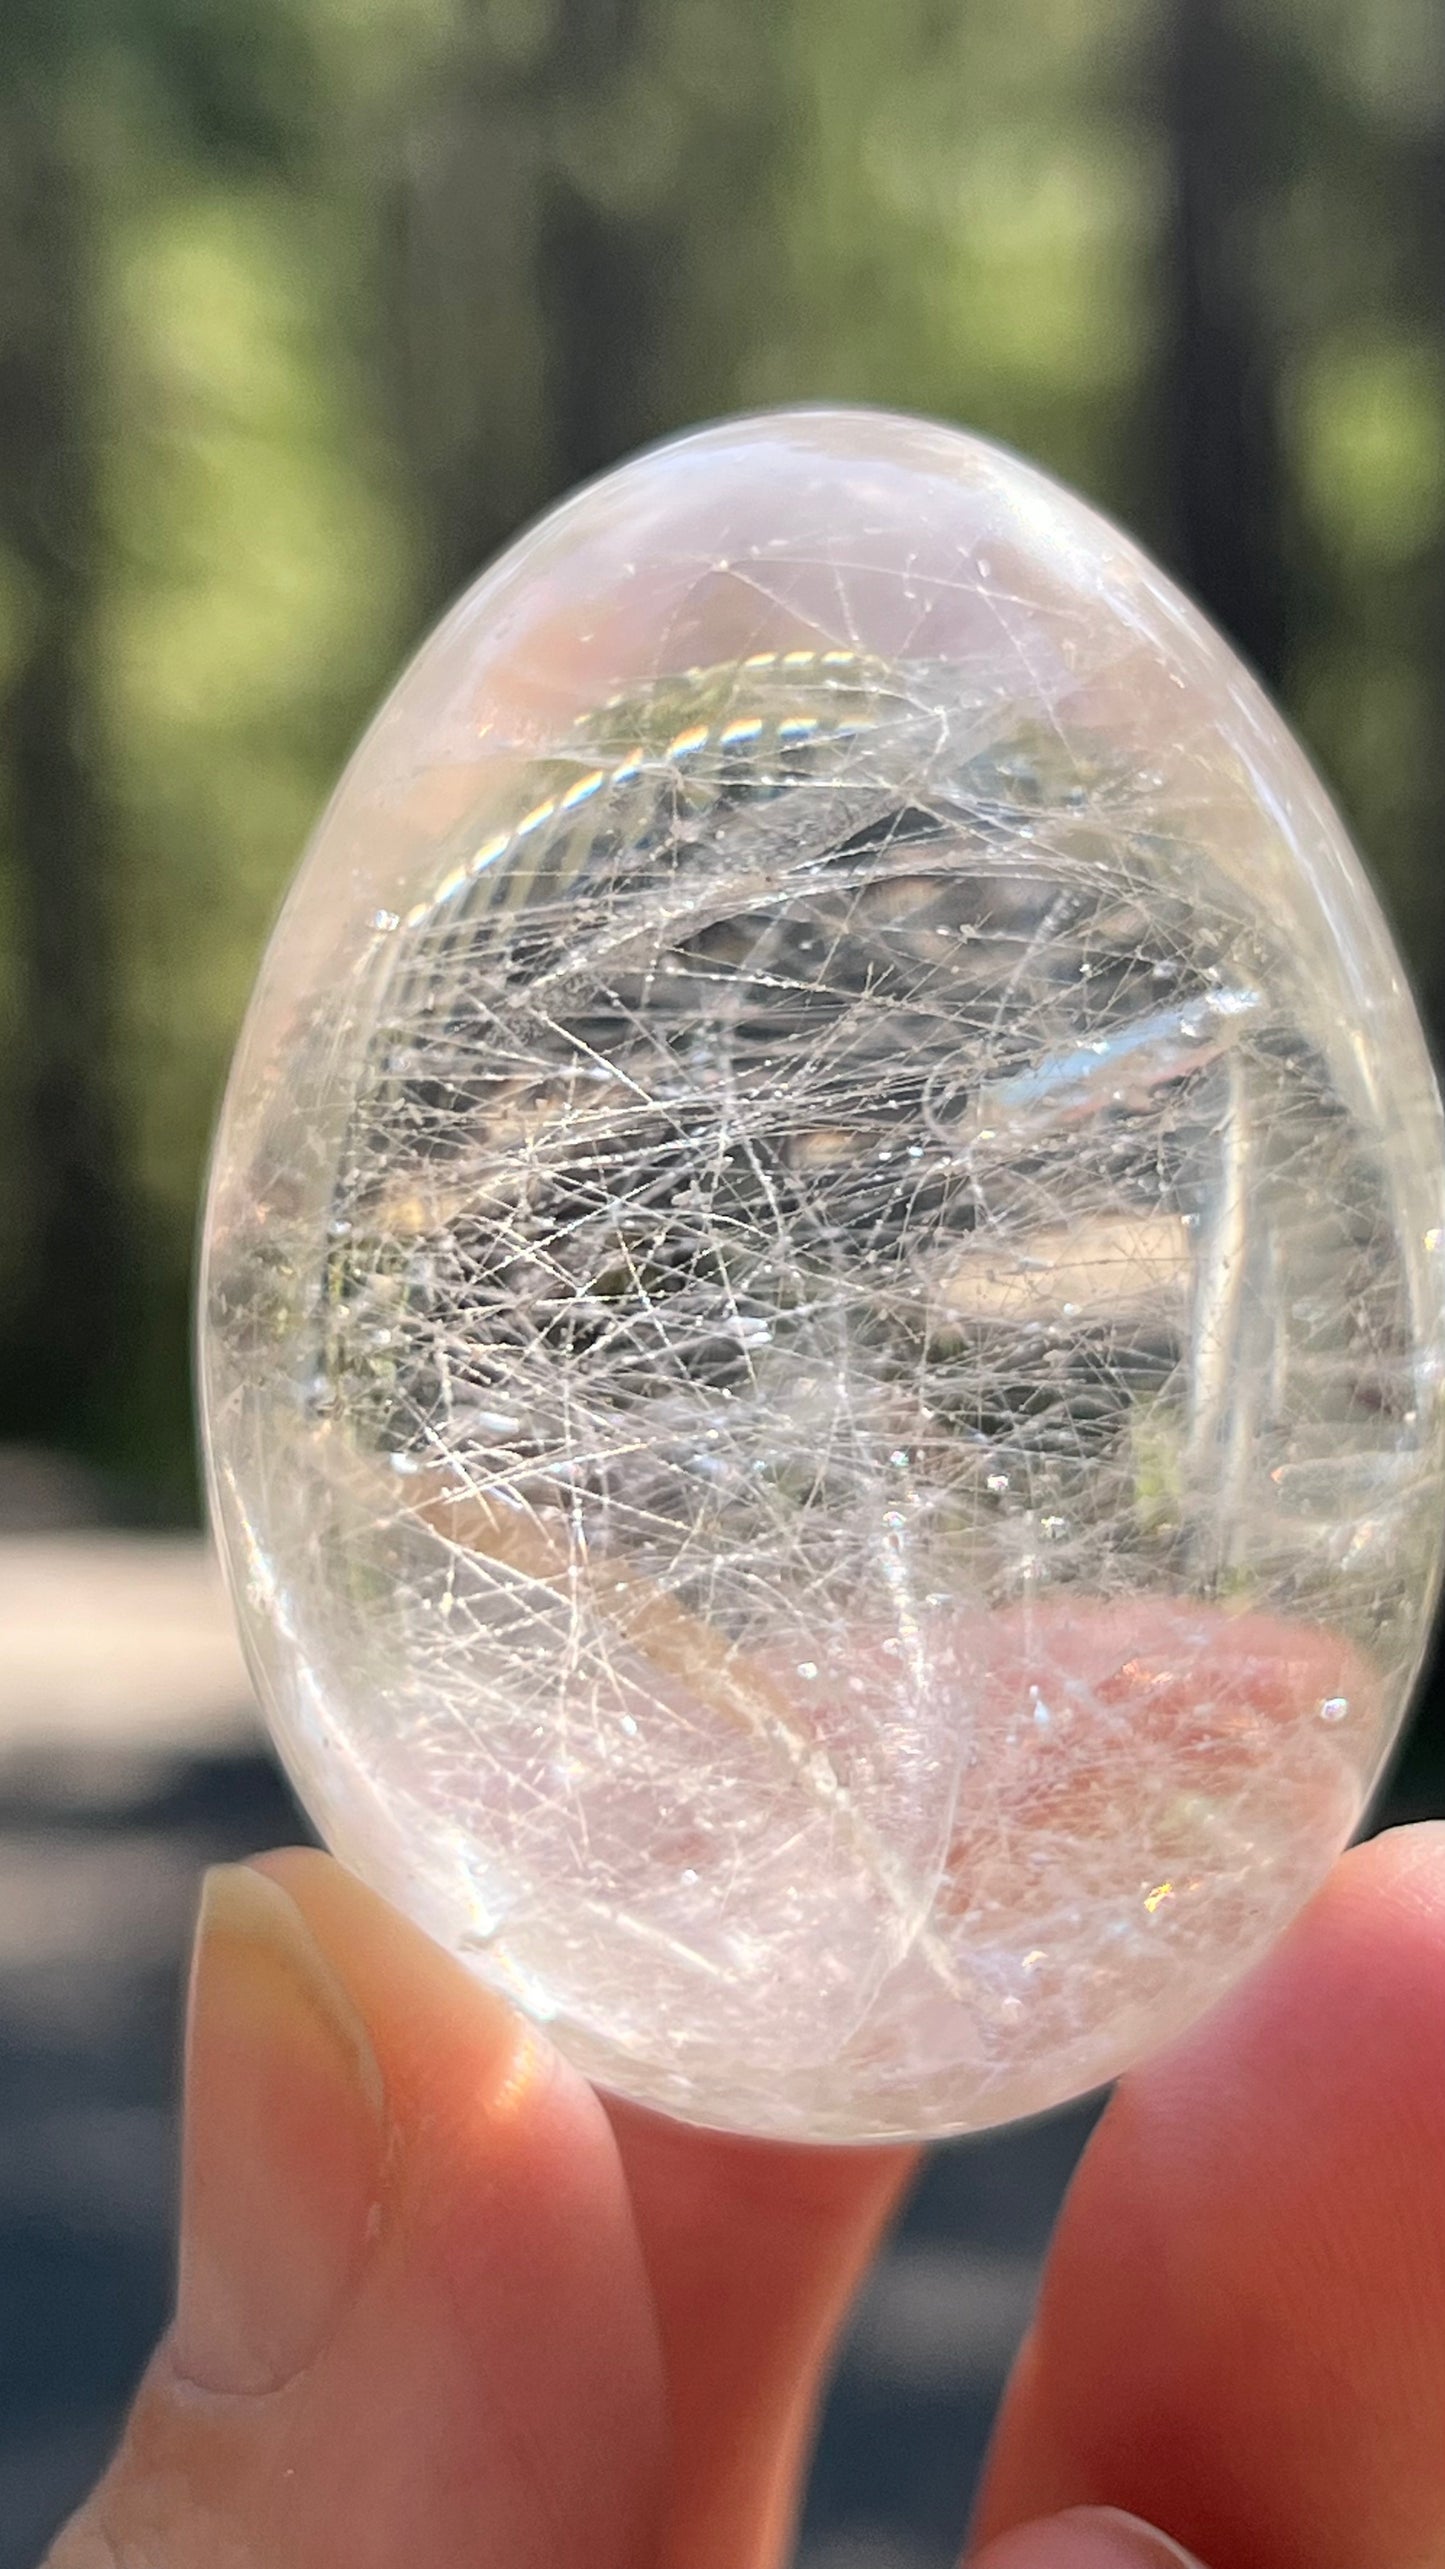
[45,1823,1445,2569]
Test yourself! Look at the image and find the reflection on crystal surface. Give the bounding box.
[200,410,1445,2139]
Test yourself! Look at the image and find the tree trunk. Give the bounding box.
[389,0,670,620]
[0,78,126,1452]
[537,0,665,490]
[1159,0,1290,695]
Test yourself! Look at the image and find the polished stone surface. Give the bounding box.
[202,409,1445,2139]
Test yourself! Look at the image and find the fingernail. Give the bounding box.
[975,2506,1206,2569]
[172,1863,387,2395]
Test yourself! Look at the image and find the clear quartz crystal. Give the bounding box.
[200,409,1445,2141]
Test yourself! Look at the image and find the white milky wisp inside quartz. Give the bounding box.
[200,410,1445,2140]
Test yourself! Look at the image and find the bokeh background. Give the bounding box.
[1,0,1444,2559]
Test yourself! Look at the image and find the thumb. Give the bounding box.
[45,1851,665,2569]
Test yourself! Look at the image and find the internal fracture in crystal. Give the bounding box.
[200,410,1445,2141]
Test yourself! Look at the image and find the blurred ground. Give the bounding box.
[1,1518,1439,2567]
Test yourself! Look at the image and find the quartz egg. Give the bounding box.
[199,408,1445,2141]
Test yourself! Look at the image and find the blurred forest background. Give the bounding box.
[3,0,1445,1521]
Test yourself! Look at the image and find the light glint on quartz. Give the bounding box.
[199,409,1445,2142]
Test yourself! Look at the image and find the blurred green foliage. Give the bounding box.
[0,0,1442,1512]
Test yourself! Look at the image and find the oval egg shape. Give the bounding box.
[200,408,1445,2140]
